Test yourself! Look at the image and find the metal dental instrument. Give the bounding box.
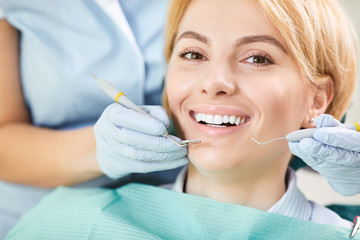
[92,74,201,147]
[251,122,360,145]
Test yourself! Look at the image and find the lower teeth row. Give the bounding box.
[206,124,227,128]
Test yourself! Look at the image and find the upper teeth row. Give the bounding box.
[195,113,247,125]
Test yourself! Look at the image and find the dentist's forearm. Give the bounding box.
[0,123,102,187]
[0,20,103,187]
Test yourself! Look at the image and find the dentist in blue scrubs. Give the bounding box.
[0,0,359,238]
[0,0,188,237]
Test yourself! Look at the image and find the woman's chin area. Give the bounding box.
[181,121,292,179]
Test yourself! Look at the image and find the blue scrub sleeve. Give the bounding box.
[0,1,4,19]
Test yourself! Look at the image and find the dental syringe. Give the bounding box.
[92,74,201,147]
[251,122,360,145]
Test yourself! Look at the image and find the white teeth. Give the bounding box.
[229,115,236,124]
[205,114,214,124]
[200,113,206,122]
[194,113,248,126]
[195,114,202,122]
[207,124,227,128]
[214,115,223,124]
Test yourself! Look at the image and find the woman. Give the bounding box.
[5,0,359,239]
[163,0,356,225]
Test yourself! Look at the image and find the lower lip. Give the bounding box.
[190,117,249,137]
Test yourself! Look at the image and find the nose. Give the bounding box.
[199,63,237,98]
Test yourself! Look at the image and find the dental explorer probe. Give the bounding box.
[251,122,360,145]
[92,74,201,147]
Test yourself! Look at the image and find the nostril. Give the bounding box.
[201,90,229,96]
[216,91,228,96]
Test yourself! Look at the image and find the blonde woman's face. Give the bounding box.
[166,0,314,173]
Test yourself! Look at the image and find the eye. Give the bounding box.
[179,50,206,61]
[244,54,274,66]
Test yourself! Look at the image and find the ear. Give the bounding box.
[301,75,334,128]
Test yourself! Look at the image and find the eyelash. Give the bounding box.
[178,50,275,67]
[178,49,207,62]
[243,53,275,67]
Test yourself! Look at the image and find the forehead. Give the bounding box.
[177,0,284,45]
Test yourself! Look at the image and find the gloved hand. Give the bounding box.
[289,114,360,196]
[94,103,188,179]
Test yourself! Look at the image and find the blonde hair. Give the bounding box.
[164,0,358,120]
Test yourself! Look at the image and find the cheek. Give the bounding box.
[166,66,184,111]
[237,68,311,143]
[166,63,197,137]
[166,61,201,109]
[271,83,310,119]
[253,75,311,131]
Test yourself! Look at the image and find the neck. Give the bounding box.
[185,161,288,211]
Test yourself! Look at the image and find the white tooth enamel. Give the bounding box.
[201,113,206,122]
[214,115,223,124]
[195,113,247,125]
[206,114,214,124]
[195,114,202,122]
[207,124,227,128]
[223,115,229,123]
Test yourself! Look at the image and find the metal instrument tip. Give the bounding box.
[250,137,286,146]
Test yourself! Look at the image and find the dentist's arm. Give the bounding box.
[289,114,360,196]
[0,19,185,187]
[0,20,102,187]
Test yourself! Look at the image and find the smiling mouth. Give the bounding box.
[192,112,250,127]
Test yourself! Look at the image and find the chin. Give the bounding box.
[188,145,247,172]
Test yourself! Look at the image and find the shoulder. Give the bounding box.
[309,201,353,229]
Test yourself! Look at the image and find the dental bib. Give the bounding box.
[5,183,357,240]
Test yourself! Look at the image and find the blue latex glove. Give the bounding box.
[94,103,188,179]
[289,114,360,196]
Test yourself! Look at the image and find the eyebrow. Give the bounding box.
[175,31,287,54]
[234,35,288,54]
[175,31,211,46]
